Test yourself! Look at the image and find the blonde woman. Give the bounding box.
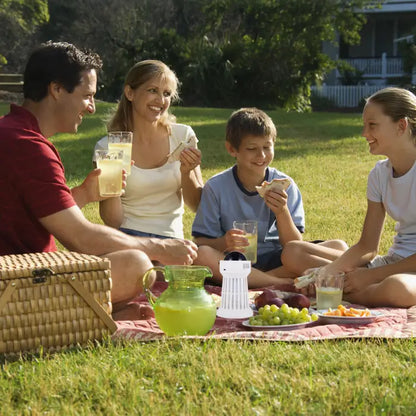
[94,60,203,240]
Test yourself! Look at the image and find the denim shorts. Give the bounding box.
[254,249,284,271]
[119,227,172,240]
[254,240,325,272]
[366,253,404,268]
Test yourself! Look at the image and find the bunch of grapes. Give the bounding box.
[249,303,318,326]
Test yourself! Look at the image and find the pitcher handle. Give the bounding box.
[142,266,165,306]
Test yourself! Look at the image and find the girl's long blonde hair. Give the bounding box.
[107,60,179,133]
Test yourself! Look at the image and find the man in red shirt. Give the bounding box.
[0,41,198,307]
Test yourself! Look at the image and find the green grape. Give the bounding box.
[290,308,300,319]
[251,302,318,326]
[272,316,280,325]
[270,304,279,313]
[280,303,289,315]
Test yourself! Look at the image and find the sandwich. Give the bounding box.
[294,268,321,289]
[255,178,291,198]
[167,136,197,162]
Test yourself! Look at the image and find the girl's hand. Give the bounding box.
[263,189,288,215]
[343,268,373,294]
[179,148,202,174]
[224,228,248,253]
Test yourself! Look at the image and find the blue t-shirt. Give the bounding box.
[192,166,305,257]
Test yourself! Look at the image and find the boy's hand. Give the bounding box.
[264,189,288,215]
[224,228,249,253]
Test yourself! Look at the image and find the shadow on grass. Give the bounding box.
[1,102,363,179]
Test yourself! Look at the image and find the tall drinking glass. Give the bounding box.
[95,149,124,197]
[315,271,344,310]
[108,131,133,175]
[232,220,258,264]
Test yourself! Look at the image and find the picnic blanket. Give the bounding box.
[112,282,416,342]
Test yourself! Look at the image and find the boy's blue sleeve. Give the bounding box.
[287,181,305,232]
[192,182,224,238]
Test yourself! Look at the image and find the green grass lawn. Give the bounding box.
[0,101,415,415]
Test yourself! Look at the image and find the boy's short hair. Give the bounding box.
[226,107,277,149]
[24,41,103,102]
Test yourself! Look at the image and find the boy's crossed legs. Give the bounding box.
[194,239,348,289]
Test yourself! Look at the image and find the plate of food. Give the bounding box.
[241,320,316,331]
[315,305,383,325]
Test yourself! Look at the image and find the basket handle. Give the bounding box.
[0,280,17,315]
[66,275,117,333]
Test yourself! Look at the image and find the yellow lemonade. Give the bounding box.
[316,287,343,310]
[96,158,123,197]
[153,303,217,336]
[108,142,132,175]
[244,233,258,264]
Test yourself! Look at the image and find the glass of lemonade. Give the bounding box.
[95,149,124,197]
[232,220,258,264]
[315,271,345,310]
[108,131,133,175]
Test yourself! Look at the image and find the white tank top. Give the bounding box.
[94,123,197,238]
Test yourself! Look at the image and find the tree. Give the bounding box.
[38,0,379,109]
[182,0,379,110]
[0,0,49,71]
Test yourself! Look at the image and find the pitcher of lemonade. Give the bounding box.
[143,265,217,336]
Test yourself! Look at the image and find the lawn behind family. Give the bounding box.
[1,101,416,415]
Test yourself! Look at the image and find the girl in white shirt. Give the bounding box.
[285,87,416,307]
[95,60,203,239]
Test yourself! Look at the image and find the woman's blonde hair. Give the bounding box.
[367,87,416,143]
[107,60,179,132]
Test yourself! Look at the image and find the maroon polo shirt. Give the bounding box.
[0,104,76,255]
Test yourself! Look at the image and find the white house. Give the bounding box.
[313,0,416,108]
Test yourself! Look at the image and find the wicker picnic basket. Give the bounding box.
[0,251,117,355]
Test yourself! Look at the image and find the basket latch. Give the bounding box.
[32,267,55,284]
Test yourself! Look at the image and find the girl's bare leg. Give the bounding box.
[281,240,348,275]
[344,274,416,307]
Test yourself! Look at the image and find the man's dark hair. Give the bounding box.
[23,41,103,101]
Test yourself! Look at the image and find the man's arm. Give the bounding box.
[39,206,198,265]
[194,235,227,253]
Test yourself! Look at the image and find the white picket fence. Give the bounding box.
[311,85,385,108]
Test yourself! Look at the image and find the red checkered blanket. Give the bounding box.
[112,282,416,342]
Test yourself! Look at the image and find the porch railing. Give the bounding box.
[340,54,404,78]
[311,85,384,108]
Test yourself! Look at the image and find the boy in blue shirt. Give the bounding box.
[192,108,347,288]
